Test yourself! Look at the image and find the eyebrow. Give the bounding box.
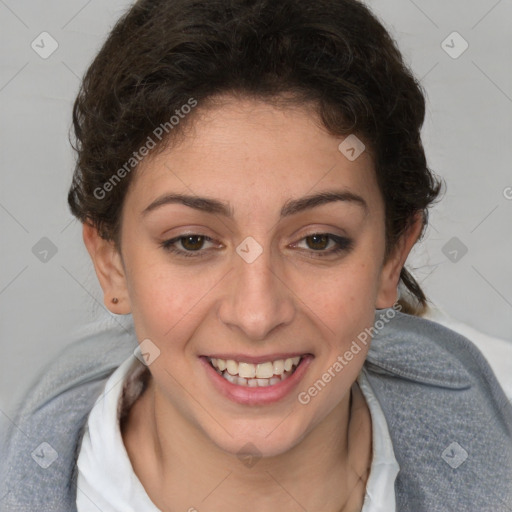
[141,189,368,218]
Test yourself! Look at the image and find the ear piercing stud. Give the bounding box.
[112,297,119,304]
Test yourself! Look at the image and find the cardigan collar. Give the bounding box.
[365,308,472,390]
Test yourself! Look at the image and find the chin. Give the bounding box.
[202,415,313,461]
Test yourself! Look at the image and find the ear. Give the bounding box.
[82,222,131,314]
[375,213,424,309]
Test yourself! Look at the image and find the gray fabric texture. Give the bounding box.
[1,309,511,511]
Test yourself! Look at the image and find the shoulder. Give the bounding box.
[364,308,512,510]
[0,322,137,512]
[366,308,504,390]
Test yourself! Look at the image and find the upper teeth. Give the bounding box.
[210,356,301,378]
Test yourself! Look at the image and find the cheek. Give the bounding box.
[300,257,381,327]
[300,251,381,376]
[125,249,222,343]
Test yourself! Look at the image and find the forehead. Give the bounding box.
[125,97,382,215]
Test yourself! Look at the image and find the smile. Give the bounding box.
[201,353,313,405]
[208,356,302,387]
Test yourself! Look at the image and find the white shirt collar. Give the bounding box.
[77,355,160,511]
[358,369,400,511]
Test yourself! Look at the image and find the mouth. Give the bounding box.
[200,353,313,405]
[208,355,303,387]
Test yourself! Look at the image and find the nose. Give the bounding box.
[217,242,295,341]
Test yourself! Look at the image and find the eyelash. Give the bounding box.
[159,233,353,259]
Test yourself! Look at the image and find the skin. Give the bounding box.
[83,95,422,511]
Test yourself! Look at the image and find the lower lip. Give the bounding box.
[200,355,313,405]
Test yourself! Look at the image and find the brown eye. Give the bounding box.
[180,235,206,251]
[293,233,353,258]
[305,234,330,251]
[160,234,217,258]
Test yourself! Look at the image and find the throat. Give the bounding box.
[120,372,372,512]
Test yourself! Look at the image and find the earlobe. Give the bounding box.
[82,222,131,314]
[375,213,424,309]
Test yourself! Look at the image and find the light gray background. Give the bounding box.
[1,0,511,446]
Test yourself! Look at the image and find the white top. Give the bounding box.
[76,355,399,512]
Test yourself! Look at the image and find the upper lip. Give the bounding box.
[202,353,312,364]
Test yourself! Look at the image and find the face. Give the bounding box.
[85,96,416,458]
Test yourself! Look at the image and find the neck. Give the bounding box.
[123,376,372,512]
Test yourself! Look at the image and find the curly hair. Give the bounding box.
[68,0,443,315]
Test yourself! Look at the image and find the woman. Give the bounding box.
[1,0,511,510]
